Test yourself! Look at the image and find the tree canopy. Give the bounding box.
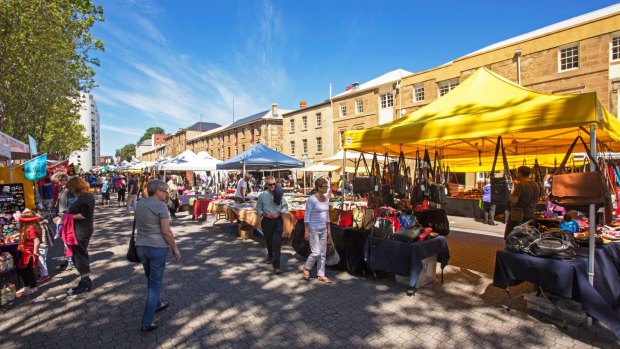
[115,144,136,163]
[137,127,166,145]
[0,0,104,159]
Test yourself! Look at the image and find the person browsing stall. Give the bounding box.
[234,173,252,203]
[504,165,541,239]
[134,179,181,332]
[302,177,333,283]
[255,176,289,275]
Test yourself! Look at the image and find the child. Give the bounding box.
[36,216,54,282]
[16,210,42,296]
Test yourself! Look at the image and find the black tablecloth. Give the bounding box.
[493,243,620,339]
[364,236,450,287]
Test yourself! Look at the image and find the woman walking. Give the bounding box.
[302,177,333,283]
[65,176,96,295]
[135,179,181,332]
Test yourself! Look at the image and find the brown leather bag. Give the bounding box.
[550,136,605,207]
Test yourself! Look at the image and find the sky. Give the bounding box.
[91,0,620,156]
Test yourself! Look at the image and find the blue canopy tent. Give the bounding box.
[216,144,304,171]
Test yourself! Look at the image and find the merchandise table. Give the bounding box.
[192,198,212,220]
[290,222,358,272]
[493,243,620,339]
[364,236,450,293]
[207,200,235,221]
[0,243,20,291]
[226,206,298,240]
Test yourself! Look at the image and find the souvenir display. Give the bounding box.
[0,184,26,215]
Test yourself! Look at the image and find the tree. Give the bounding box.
[0,0,104,158]
[137,127,166,145]
[115,144,136,163]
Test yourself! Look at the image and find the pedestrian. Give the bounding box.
[234,173,251,203]
[117,175,127,207]
[135,179,181,332]
[504,166,541,239]
[482,179,497,225]
[166,175,179,218]
[126,174,138,213]
[35,214,54,282]
[65,176,96,295]
[255,176,288,275]
[16,210,42,296]
[52,173,75,270]
[40,177,54,211]
[302,177,333,283]
[101,175,111,207]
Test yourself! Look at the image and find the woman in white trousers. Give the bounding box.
[302,177,332,283]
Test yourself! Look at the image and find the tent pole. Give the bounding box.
[588,125,596,286]
[303,171,306,195]
[342,149,346,198]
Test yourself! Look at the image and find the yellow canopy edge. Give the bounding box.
[343,68,620,158]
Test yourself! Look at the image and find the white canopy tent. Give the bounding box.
[157,150,222,171]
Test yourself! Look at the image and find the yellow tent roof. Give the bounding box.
[442,153,587,173]
[343,68,620,158]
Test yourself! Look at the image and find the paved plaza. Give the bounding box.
[0,202,619,348]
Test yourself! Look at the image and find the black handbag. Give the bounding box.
[353,153,377,194]
[370,217,394,239]
[126,218,141,263]
[505,223,539,253]
[528,231,578,260]
[393,151,408,197]
[490,136,513,204]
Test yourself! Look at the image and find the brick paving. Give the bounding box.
[0,202,619,348]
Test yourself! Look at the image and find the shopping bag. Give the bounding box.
[126,219,140,263]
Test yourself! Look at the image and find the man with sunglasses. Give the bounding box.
[255,176,289,275]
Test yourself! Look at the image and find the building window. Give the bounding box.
[355,99,364,114]
[380,93,393,108]
[339,103,347,117]
[559,44,579,71]
[438,79,459,97]
[302,115,307,129]
[413,83,425,102]
[316,113,322,127]
[302,139,308,154]
[612,35,620,61]
[289,119,295,132]
[316,137,322,153]
[290,141,295,155]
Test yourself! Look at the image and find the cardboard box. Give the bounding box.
[239,226,254,240]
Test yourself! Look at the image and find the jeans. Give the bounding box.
[261,217,283,269]
[126,195,137,212]
[136,245,169,327]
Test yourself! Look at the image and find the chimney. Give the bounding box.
[300,100,307,109]
[345,85,352,91]
[271,103,278,117]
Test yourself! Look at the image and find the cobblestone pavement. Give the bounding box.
[0,202,619,348]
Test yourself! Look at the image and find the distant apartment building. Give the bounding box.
[68,93,100,171]
[135,133,166,160]
[281,100,334,166]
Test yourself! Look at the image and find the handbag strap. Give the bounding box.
[354,152,372,177]
[371,152,381,182]
[490,136,511,180]
[131,218,136,239]
[554,136,601,175]
[423,149,433,181]
[434,150,445,184]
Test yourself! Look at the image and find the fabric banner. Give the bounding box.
[24,154,48,181]
[48,159,69,173]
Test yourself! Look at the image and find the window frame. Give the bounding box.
[289,119,295,132]
[380,93,394,109]
[315,113,322,127]
[302,115,308,130]
[290,141,295,155]
[355,99,364,114]
[438,79,459,97]
[413,83,425,102]
[302,139,308,154]
[559,43,579,72]
[339,103,347,117]
[611,35,620,62]
[316,137,322,153]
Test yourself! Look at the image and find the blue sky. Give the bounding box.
[92,0,620,156]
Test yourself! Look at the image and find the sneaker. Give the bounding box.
[67,278,92,295]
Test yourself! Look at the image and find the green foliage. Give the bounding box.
[0,0,105,159]
[115,143,136,162]
[137,127,166,145]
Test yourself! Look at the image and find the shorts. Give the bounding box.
[102,192,110,200]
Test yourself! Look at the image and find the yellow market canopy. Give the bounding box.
[343,68,620,159]
[442,153,587,173]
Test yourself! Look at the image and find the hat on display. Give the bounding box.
[18,209,41,223]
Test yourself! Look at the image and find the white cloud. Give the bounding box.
[101,124,143,136]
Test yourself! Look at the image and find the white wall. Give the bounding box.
[69,93,100,171]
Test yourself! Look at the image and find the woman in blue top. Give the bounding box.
[302,177,332,283]
[482,180,497,225]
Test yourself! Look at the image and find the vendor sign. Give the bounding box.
[24,154,47,181]
[48,159,69,173]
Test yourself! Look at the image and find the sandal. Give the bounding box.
[317,276,333,283]
[302,266,310,281]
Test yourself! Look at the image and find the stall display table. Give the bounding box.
[493,243,620,339]
[365,236,450,295]
[227,205,298,240]
[0,243,20,299]
[192,198,212,220]
[207,200,235,221]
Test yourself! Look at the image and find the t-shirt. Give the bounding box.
[102,180,111,193]
[135,197,171,248]
[235,178,248,198]
[128,179,138,195]
[41,183,54,200]
[68,193,95,240]
[304,194,330,232]
[513,180,541,219]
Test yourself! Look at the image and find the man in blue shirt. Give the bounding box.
[255,176,289,275]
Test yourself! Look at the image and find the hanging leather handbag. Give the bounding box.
[370,217,394,239]
[550,136,605,208]
[393,151,408,197]
[352,205,376,230]
[126,219,141,263]
[352,153,376,194]
[528,231,578,260]
[490,136,513,204]
[410,150,426,204]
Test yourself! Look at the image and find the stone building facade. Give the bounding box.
[281,100,334,166]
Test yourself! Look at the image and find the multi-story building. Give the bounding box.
[187,104,291,161]
[282,100,334,166]
[399,3,620,119]
[329,69,412,152]
[69,93,100,171]
[135,133,166,160]
[163,122,220,158]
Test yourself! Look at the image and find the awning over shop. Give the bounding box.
[442,153,586,173]
[343,68,620,158]
[216,144,304,170]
